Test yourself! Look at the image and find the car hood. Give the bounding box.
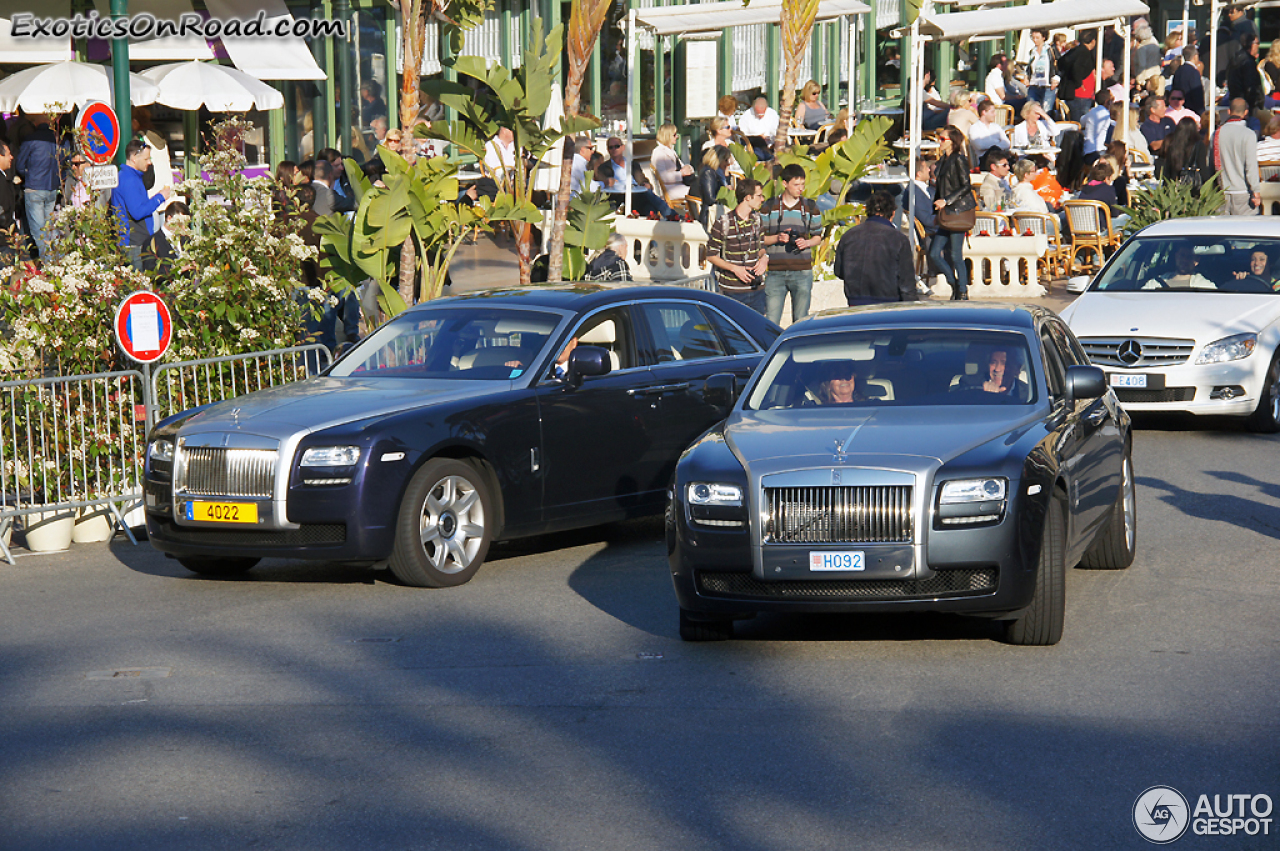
[176,376,511,439]
[1061,291,1280,340]
[725,406,1042,472]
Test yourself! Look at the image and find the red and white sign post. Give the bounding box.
[77,101,122,190]
[115,292,173,431]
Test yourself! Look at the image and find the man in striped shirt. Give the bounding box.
[706,179,768,314]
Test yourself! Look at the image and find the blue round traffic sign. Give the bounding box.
[77,101,121,166]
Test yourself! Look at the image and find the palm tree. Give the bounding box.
[545,0,612,283]
[774,0,822,153]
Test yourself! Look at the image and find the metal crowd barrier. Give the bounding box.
[1,370,148,565]
[149,344,333,426]
[1,344,331,565]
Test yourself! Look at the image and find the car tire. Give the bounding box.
[178,556,260,576]
[679,609,734,641]
[1079,450,1137,570]
[1246,350,1280,434]
[389,458,493,588]
[1003,497,1065,646]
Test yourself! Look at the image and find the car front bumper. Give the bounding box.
[1104,357,1268,416]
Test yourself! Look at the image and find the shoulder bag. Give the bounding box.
[937,188,977,232]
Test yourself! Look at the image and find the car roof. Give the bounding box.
[785,301,1049,335]
[1130,217,1280,239]
[408,284,729,314]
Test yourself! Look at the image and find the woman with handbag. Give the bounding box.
[930,125,975,300]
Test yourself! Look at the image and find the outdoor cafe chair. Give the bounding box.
[1064,199,1120,274]
[1011,210,1068,287]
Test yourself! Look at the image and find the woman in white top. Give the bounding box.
[716,95,738,130]
[1009,160,1049,213]
[947,91,979,137]
[968,100,1010,158]
[1011,101,1058,148]
[651,123,693,201]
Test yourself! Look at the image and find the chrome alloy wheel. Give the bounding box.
[419,475,486,574]
[1122,456,1136,553]
[1270,372,1280,423]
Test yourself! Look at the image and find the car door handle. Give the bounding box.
[627,383,690,397]
[1085,407,1108,426]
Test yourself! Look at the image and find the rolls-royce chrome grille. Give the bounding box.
[765,486,913,544]
[1078,337,1195,368]
[177,447,276,498]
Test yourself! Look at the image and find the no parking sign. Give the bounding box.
[114,292,172,365]
[77,101,121,166]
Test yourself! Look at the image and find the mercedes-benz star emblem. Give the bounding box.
[1117,339,1143,366]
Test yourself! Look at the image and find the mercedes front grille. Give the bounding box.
[765,485,913,544]
[1079,337,1195,368]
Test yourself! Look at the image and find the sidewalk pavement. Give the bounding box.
[446,234,1081,324]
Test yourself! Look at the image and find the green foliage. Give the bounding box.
[1116,176,1227,236]
[557,189,617,282]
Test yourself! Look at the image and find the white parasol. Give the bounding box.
[140,61,285,112]
[0,60,159,113]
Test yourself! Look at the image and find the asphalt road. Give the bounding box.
[1,415,1277,851]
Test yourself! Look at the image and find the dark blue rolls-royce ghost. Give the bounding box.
[668,302,1136,645]
[144,285,780,586]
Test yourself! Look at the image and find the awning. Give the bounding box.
[635,0,870,37]
[203,0,325,80]
[916,0,1149,40]
[0,18,73,63]
[90,0,215,60]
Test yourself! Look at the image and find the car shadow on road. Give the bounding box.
[1136,475,1280,541]
[559,520,1003,644]
[108,538,386,585]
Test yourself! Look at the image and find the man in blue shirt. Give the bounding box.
[110,139,171,269]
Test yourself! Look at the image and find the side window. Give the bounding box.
[1040,328,1066,398]
[703,306,761,356]
[572,307,635,371]
[637,302,728,364]
[1047,320,1085,367]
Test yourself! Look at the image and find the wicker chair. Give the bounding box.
[913,217,930,278]
[812,122,839,147]
[994,104,1014,128]
[647,163,692,217]
[1011,211,1068,286]
[1064,200,1120,273]
[974,211,1010,236]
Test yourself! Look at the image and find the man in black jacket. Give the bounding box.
[1228,33,1264,112]
[0,141,17,264]
[1056,32,1098,121]
[834,191,918,305]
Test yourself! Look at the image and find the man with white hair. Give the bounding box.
[584,232,633,281]
[737,96,780,161]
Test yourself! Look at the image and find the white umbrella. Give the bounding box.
[0,60,158,113]
[140,61,284,112]
[533,81,565,192]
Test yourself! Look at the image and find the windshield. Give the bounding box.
[1093,236,1280,294]
[744,330,1038,409]
[331,307,562,379]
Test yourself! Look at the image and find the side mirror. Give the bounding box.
[703,372,737,410]
[1065,364,1106,402]
[566,345,611,387]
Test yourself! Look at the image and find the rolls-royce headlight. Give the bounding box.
[940,478,1006,504]
[687,482,743,506]
[148,439,174,463]
[300,446,361,467]
[1195,333,1257,364]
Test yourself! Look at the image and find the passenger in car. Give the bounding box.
[980,348,1028,398]
[816,361,867,405]
[1143,246,1218,290]
[1233,249,1280,290]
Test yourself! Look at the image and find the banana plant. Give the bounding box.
[315,148,542,321]
[419,19,598,287]
[561,189,618,280]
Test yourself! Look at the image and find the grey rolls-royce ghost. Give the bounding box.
[668,303,1136,645]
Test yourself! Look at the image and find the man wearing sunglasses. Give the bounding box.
[600,136,677,219]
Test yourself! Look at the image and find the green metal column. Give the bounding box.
[442,22,457,125]
[863,0,876,108]
[938,40,953,98]
[500,0,513,73]
[268,83,286,166]
[183,111,199,179]
[589,31,603,118]
[766,24,780,107]
[811,24,824,89]
[827,22,840,107]
[322,0,337,151]
[899,0,910,104]
[110,0,130,164]
[310,0,329,156]
[673,37,687,130]
[283,83,300,160]
[335,0,355,150]
[384,12,398,128]
[630,10,642,128]
[718,30,734,101]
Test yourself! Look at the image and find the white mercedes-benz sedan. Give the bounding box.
[1059,218,1280,432]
